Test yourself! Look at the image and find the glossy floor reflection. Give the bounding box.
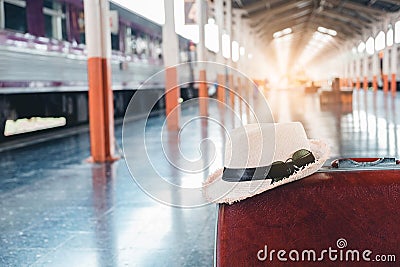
[0,104,221,267]
[1,88,400,266]
[265,89,400,159]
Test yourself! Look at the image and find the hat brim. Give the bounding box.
[202,139,330,204]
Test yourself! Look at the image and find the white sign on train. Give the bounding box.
[110,10,119,34]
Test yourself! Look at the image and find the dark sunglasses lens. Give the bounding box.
[268,161,295,181]
[292,149,315,167]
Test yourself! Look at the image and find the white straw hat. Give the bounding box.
[203,122,330,204]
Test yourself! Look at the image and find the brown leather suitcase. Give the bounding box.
[216,162,400,266]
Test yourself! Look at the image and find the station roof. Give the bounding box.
[232,0,400,72]
[235,0,400,40]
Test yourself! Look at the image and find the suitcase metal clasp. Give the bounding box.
[331,158,399,169]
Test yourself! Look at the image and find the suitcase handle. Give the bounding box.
[331,158,399,168]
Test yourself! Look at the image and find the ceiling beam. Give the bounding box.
[249,0,313,21]
[341,1,386,16]
[253,7,312,33]
[310,17,362,38]
[250,13,274,29]
[249,3,313,29]
[315,13,366,33]
[294,23,343,37]
[257,11,362,40]
[321,9,371,28]
[242,0,283,14]
[310,16,362,37]
[296,23,351,42]
[256,14,310,37]
[351,9,379,23]
[257,16,362,46]
[260,29,312,46]
[380,0,400,6]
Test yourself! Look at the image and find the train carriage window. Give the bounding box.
[155,38,162,59]
[4,1,27,33]
[131,32,138,55]
[136,35,145,57]
[43,1,66,40]
[136,34,149,59]
[148,37,154,58]
[61,18,67,40]
[43,0,53,9]
[111,33,119,51]
[125,27,131,53]
[44,14,52,38]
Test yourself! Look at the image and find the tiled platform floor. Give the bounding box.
[1,89,400,266]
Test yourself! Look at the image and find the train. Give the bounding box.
[0,0,198,140]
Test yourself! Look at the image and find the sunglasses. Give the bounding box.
[222,149,315,184]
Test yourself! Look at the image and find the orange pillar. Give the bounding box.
[228,74,234,108]
[383,74,389,94]
[197,0,208,116]
[84,0,116,162]
[245,80,251,123]
[165,67,180,130]
[237,77,242,117]
[372,75,378,91]
[163,0,180,130]
[217,74,225,105]
[356,77,360,90]
[391,74,397,96]
[363,77,368,90]
[390,44,397,96]
[199,70,208,116]
[333,77,340,92]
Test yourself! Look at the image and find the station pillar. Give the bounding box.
[363,55,368,90]
[372,76,378,91]
[197,0,208,116]
[363,77,368,90]
[342,61,347,88]
[229,74,235,108]
[349,58,354,88]
[163,0,180,130]
[215,0,226,105]
[391,43,397,96]
[84,0,116,162]
[198,70,208,116]
[217,74,225,105]
[391,73,397,95]
[355,55,361,90]
[226,0,235,108]
[372,52,379,91]
[382,50,389,94]
[237,77,242,117]
[383,74,389,93]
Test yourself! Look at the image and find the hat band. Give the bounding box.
[222,149,316,183]
[222,166,272,182]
